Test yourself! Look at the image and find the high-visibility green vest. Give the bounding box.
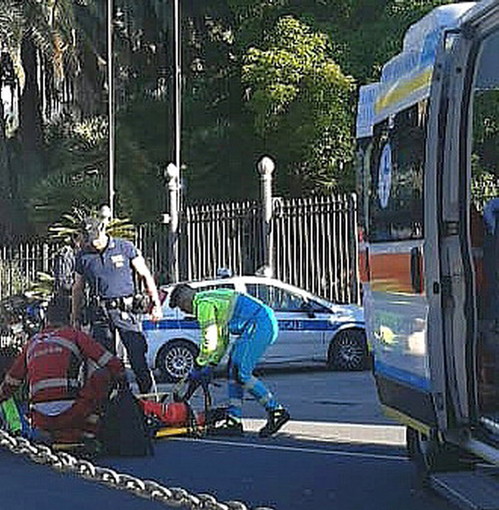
[193,289,238,366]
[0,397,22,434]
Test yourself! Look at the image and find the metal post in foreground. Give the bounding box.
[165,162,180,283]
[107,0,115,216]
[257,156,275,277]
[173,0,182,173]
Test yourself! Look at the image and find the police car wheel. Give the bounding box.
[157,340,198,383]
[328,330,367,371]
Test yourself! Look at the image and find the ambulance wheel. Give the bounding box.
[410,428,463,483]
[328,329,368,371]
[157,340,198,383]
[406,427,418,460]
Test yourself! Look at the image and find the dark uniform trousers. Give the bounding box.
[91,307,152,394]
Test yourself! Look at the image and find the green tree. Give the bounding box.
[242,16,355,194]
[28,115,108,231]
[4,0,475,236]
[471,90,499,209]
[324,0,458,83]
[0,0,86,237]
[173,1,261,200]
[24,0,171,231]
[28,110,166,231]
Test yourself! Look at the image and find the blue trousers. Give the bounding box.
[91,307,152,394]
[227,302,280,420]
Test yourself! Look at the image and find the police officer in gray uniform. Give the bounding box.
[71,215,162,394]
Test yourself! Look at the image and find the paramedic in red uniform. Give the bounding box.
[0,298,125,443]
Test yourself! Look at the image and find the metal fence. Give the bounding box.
[0,243,60,300]
[0,193,359,304]
[137,194,359,304]
[273,194,359,304]
[135,222,170,285]
[181,200,264,282]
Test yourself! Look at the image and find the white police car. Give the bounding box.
[142,276,366,382]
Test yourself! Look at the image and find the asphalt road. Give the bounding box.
[0,369,454,510]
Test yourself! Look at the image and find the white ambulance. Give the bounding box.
[357,1,499,506]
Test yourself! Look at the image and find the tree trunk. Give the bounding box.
[18,36,45,198]
[0,92,14,240]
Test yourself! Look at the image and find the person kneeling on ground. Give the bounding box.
[0,297,126,445]
[169,284,290,437]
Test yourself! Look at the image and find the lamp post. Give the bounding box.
[166,162,180,283]
[257,156,275,277]
[173,0,181,173]
[163,0,182,284]
[107,0,115,216]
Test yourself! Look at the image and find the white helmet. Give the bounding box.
[216,267,232,279]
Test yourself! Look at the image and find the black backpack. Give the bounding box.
[53,245,76,292]
[99,385,154,457]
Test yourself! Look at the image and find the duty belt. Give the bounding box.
[98,296,134,310]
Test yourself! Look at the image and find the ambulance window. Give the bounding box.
[357,139,373,237]
[471,30,499,212]
[369,102,426,242]
[471,28,499,421]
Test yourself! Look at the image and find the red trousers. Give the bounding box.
[31,368,112,443]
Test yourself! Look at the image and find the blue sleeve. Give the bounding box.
[122,240,139,261]
[484,198,499,234]
[75,252,83,275]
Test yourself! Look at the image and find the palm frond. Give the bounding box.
[107,217,136,240]
[48,206,136,244]
[24,272,55,299]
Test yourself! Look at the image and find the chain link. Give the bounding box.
[0,429,275,510]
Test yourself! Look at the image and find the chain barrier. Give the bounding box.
[0,429,275,510]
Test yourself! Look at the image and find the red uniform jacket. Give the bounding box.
[0,326,124,405]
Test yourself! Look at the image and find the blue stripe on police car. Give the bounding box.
[142,318,361,332]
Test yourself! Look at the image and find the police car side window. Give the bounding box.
[246,284,304,312]
[245,284,271,305]
[307,300,330,313]
[272,288,305,312]
[201,284,235,291]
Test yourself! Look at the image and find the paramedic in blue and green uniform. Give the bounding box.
[71,215,163,394]
[169,284,290,437]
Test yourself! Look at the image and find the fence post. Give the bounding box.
[164,162,180,283]
[42,242,49,274]
[350,193,361,304]
[257,156,275,277]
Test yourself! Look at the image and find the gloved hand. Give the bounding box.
[115,371,129,390]
[177,365,214,403]
[188,365,214,389]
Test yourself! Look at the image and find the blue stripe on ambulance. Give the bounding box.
[142,318,363,332]
[374,359,431,392]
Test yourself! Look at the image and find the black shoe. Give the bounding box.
[52,438,102,459]
[259,408,290,438]
[81,438,103,459]
[209,417,244,437]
